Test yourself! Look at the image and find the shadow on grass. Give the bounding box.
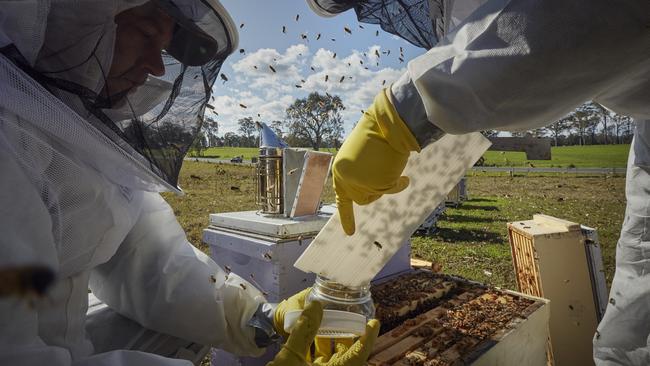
[443,214,499,223]
[456,204,500,211]
[431,227,503,244]
[465,198,496,203]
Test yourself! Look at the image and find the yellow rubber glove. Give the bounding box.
[332,88,420,235]
[313,319,380,366]
[267,301,381,366]
[273,288,311,338]
[267,301,323,366]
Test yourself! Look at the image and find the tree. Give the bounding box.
[238,117,257,147]
[189,131,208,157]
[270,120,284,139]
[612,113,632,144]
[202,116,219,147]
[223,132,240,147]
[545,117,571,146]
[592,102,612,144]
[285,92,345,150]
[568,102,600,145]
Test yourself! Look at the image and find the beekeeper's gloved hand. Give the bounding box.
[267,301,381,366]
[273,287,311,337]
[332,88,420,235]
[313,318,380,366]
[267,301,323,366]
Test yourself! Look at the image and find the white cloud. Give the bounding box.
[211,44,406,136]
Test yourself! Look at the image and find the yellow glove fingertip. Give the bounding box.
[366,319,381,339]
[301,300,324,325]
[336,196,355,236]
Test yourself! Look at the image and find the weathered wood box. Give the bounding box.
[369,271,550,366]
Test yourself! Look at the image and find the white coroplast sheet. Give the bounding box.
[294,133,491,286]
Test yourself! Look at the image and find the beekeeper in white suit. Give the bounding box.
[307,0,650,364]
[0,0,380,365]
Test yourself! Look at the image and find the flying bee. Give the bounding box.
[0,265,55,300]
[373,241,383,250]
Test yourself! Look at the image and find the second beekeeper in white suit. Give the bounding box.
[307,0,650,364]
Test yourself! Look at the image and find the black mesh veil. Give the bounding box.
[307,0,454,49]
[94,0,236,190]
[109,53,226,191]
[0,0,237,192]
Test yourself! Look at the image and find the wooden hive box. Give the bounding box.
[508,214,607,366]
[368,271,550,366]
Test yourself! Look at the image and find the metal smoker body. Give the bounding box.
[256,146,283,215]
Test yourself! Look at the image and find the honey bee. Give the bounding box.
[0,266,55,300]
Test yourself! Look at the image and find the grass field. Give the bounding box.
[191,144,630,168]
[163,161,625,291]
[482,144,630,168]
[192,146,338,160]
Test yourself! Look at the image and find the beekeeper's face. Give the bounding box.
[103,1,175,101]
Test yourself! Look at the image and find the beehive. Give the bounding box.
[508,214,607,366]
[369,271,549,366]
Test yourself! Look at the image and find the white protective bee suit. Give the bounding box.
[391,1,650,364]
[308,0,650,364]
[0,1,272,365]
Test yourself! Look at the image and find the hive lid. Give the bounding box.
[509,214,582,236]
[209,207,334,238]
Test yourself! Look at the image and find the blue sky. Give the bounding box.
[210,0,424,136]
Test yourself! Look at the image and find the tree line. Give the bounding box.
[192,92,345,153]
[483,101,634,146]
[193,98,634,155]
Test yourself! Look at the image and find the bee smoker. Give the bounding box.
[256,146,283,214]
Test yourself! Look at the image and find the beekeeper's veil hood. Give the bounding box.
[305,0,486,49]
[0,0,238,192]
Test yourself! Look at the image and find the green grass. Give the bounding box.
[191,144,630,168]
[482,144,629,168]
[191,146,338,159]
[412,174,625,289]
[164,162,624,292]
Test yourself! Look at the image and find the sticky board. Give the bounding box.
[283,149,307,217]
[293,133,491,286]
[291,151,333,217]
